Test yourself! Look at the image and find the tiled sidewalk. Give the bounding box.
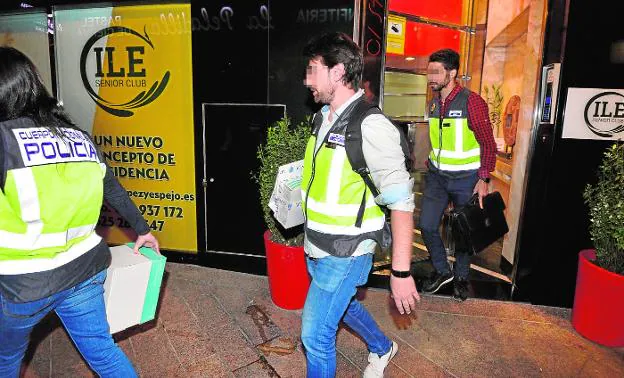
[22,263,624,377]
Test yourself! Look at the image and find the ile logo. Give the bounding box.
[80,26,170,117]
[584,91,624,137]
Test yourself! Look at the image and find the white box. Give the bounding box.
[274,178,304,228]
[103,245,151,334]
[268,160,304,229]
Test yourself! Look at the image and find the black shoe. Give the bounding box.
[453,278,469,302]
[422,272,454,294]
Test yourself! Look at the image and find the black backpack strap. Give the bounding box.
[0,133,4,190]
[345,100,412,227]
[311,110,323,136]
[345,101,380,195]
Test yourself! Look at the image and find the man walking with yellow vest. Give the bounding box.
[301,32,419,377]
[420,49,497,301]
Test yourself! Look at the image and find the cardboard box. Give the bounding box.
[103,244,166,334]
[268,160,304,229]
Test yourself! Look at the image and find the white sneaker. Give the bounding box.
[362,341,398,378]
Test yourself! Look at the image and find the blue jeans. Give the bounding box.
[419,166,479,279]
[0,270,137,378]
[301,254,391,378]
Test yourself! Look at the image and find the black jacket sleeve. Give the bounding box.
[103,165,150,235]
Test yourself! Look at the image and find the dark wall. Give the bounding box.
[191,1,269,104]
[191,1,271,256]
[515,0,624,307]
[192,0,354,258]
[268,0,356,123]
[190,0,355,122]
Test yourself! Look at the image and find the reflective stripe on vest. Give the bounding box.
[302,135,385,236]
[0,233,102,275]
[428,88,481,171]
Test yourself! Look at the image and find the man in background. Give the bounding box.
[420,48,496,301]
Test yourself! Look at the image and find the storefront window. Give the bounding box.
[383,23,466,121]
[377,0,516,286]
[377,0,549,300]
[373,0,491,277]
[382,0,487,122]
[388,0,464,25]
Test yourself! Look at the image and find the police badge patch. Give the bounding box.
[327,133,345,146]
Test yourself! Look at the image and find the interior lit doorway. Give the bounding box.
[372,0,549,299]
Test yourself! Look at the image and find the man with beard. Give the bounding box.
[300,32,419,377]
[420,49,496,301]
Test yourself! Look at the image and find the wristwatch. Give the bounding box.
[390,269,411,278]
[479,177,491,184]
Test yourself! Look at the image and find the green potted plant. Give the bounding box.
[572,141,624,347]
[255,116,311,310]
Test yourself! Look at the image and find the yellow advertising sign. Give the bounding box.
[55,4,197,252]
[387,15,406,55]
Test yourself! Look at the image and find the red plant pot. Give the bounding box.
[263,230,310,310]
[572,249,624,347]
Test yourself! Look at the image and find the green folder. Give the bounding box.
[126,243,167,323]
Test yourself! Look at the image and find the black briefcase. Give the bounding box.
[450,191,509,255]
